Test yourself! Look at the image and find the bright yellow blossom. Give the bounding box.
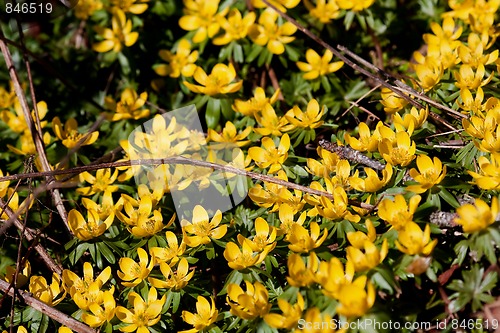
[395,222,437,256]
[52,116,99,149]
[1,100,48,135]
[315,257,354,299]
[213,9,256,45]
[223,241,267,270]
[29,273,66,306]
[304,0,340,24]
[179,0,228,43]
[150,231,186,265]
[278,203,307,236]
[180,296,219,333]
[233,87,280,117]
[62,262,111,298]
[469,153,500,190]
[110,0,148,14]
[287,222,328,253]
[227,281,271,320]
[182,205,227,247]
[3,260,30,288]
[454,64,493,90]
[92,9,138,53]
[1,326,28,333]
[412,57,443,91]
[344,121,380,152]
[296,307,341,333]
[459,88,486,113]
[346,220,388,272]
[155,39,198,78]
[378,130,416,167]
[423,17,462,47]
[73,282,114,311]
[406,155,446,193]
[254,103,295,136]
[148,258,194,291]
[285,99,325,129]
[68,208,114,241]
[0,168,10,198]
[306,146,340,178]
[336,276,376,318]
[349,164,393,193]
[286,252,319,287]
[105,88,150,121]
[248,9,297,55]
[117,247,154,287]
[377,194,421,230]
[380,86,409,114]
[252,0,300,12]
[248,133,290,173]
[454,197,500,233]
[77,168,119,196]
[207,121,252,149]
[264,293,304,330]
[458,33,498,68]
[394,107,429,131]
[81,190,116,221]
[183,63,242,96]
[81,290,116,327]
[306,184,360,222]
[336,0,375,11]
[238,217,277,252]
[296,49,343,80]
[115,287,166,333]
[74,0,103,20]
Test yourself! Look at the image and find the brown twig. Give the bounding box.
[0,279,96,333]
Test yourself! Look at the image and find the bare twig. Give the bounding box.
[319,139,386,171]
[0,279,96,333]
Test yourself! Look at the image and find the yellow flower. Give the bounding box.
[462,113,497,140]
[286,252,319,287]
[344,121,380,152]
[3,260,30,288]
[395,222,437,256]
[52,116,99,149]
[59,327,73,333]
[179,0,228,43]
[150,231,186,265]
[105,88,150,121]
[29,273,66,306]
[306,146,340,178]
[454,197,499,233]
[285,99,325,129]
[423,17,462,47]
[469,153,500,190]
[155,39,198,78]
[115,287,166,333]
[248,9,297,55]
[213,9,256,45]
[459,88,486,113]
[380,86,409,114]
[110,0,148,14]
[223,241,266,270]
[233,87,280,117]
[183,63,242,96]
[349,164,393,192]
[458,33,498,68]
[336,0,375,11]
[182,205,227,247]
[0,81,16,109]
[0,168,9,198]
[68,208,114,241]
[378,130,416,167]
[74,0,103,20]
[287,222,328,253]
[306,184,359,222]
[81,290,116,327]
[264,293,304,330]
[394,107,429,131]
[92,9,138,53]
[304,0,340,24]
[254,103,295,136]
[148,258,194,291]
[62,262,111,298]
[315,257,354,299]
[248,133,290,174]
[406,155,446,194]
[180,297,219,333]
[77,168,119,196]
[377,194,421,230]
[296,49,343,80]
[346,220,388,272]
[454,64,493,90]
[242,217,277,252]
[278,202,307,236]
[296,307,340,333]
[412,58,443,91]
[1,99,48,135]
[252,0,300,12]
[207,121,252,149]
[1,327,28,333]
[73,281,114,311]
[81,190,116,221]
[227,281,271,320]
[336,276,376,318]
[117,247,154,287]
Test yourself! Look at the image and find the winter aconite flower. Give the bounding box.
[224,241,267,270]
[469,153,500,190]
[336,276,376,318]
[207,121,252,149]
[377,194,421,230]
[81,290,116,327]
[110,0,148,14]
[233,87,280,117]
[406,155,446,193]
[182,205,227,247]
[115,287,166,333]
[179,0,228,43]
[454,197,500,233]
[52,117,99,149]
[68,208,114,241]
[304,0,340,23]
[285,99,325,129]
[183,63,242,96]
[117,247,154,287]
[148,258,194,291]
[248,133,290,173]
[77,168,119,196]
[336,0,375,11]
[155,39,198,78]
[287,222,328,253]
[346,219,388,272]
[227,281,271,320]
[180,296,219,333]
[254,103,295,136]
[264,293,304,330]
[92,9,138,53]
[248,9,297,55]
[29,273,66,306]
[105,88,150,121]
[286,252,319,287]
[213,9,256,45]
[395,222,437,256]
[296,49,343,80]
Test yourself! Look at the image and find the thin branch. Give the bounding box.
[0,279,96,333]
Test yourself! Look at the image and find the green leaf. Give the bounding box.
[97,241,116,264]
[438,187,460,208]
[206,98,221,129]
